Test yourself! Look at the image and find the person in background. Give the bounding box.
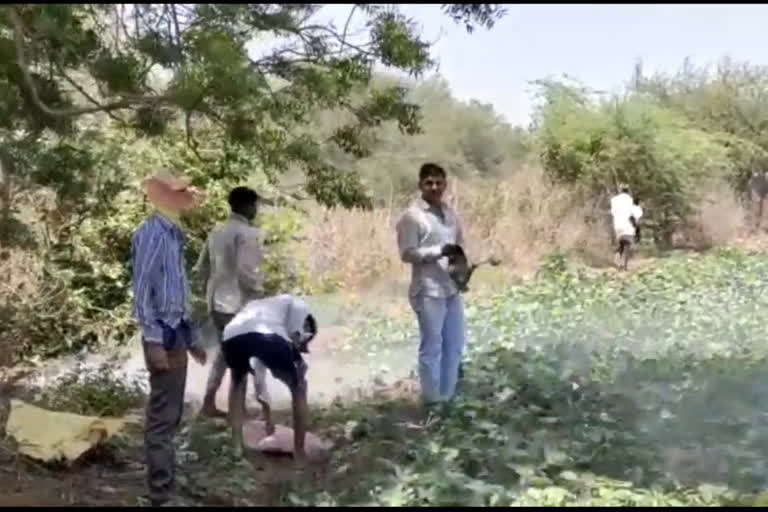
[131,173,207,507]
[396,162,468,407]
[195,186,266,418]
[610,184,644,271]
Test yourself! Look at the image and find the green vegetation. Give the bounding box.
[3,9,768,364]
[35,360,146,417]
[3,6,768,506]
[277,249,768,506]
[533,59,768,245]
[69,249,765,506]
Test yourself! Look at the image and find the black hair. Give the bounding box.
[304,314,317,337]
[227,186,259,214]
[295,314,317,354]
[419,162,446,182]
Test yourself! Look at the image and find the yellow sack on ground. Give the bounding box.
[6,399,126,463]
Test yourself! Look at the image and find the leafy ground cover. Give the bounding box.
[5,249,768,506]
[284,249,768,506]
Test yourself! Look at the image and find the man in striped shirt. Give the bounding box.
[131,173,207,507]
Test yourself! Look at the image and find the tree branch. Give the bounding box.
[52,61,129,125]
[341,5,358,47]
[8,6,169,118]
[297,24,377,57]
[170,3,184,65]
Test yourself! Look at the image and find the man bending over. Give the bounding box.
[221,294,317,462]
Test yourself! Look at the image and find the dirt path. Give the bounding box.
[186,322,413,413]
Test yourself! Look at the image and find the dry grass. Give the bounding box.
[0,250,44,367]
[299,168,761,292]
[0,249,43,298]
[1,167,759,318]
[299,205,400,291]
[676,185,750,250]
[300,167,612,291]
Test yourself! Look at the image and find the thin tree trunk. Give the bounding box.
[0,154,12,282]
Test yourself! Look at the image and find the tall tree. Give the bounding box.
[0,3,507,213]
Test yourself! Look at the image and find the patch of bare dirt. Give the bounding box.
[0,445,147,506]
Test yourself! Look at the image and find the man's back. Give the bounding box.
[224,294,310,343]
[610,193,637,237]
[132,214,189,335]
[610,192,633,217]
[200,214,264,315]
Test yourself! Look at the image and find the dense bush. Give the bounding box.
[534,79,735,246]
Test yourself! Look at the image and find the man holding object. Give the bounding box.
[221,294,317,464]
[396,163,468,406]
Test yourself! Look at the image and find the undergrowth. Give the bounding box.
[263,249,768,506]
[35,361,146,417]
[10,248,768,507]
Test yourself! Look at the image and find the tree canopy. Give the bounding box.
[0,3,506,212]
[0,3,509,361]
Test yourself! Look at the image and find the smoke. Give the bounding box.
[22,290,418,415]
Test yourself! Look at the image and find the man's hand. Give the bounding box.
[189,345,207,366]
[441,243,463,258]
[146,344,170,373]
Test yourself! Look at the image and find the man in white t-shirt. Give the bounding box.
[610,185,643,271]
[220,294,317,462]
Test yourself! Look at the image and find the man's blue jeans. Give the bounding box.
[409,293,466,403]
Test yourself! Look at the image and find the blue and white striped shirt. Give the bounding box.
[131,213,196,346]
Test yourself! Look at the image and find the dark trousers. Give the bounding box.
[143,344,188,504]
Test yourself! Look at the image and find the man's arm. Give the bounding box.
[291,371,309,463]
[132,229,165,344]
[396,210,443,264]
[235,228,265,297]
